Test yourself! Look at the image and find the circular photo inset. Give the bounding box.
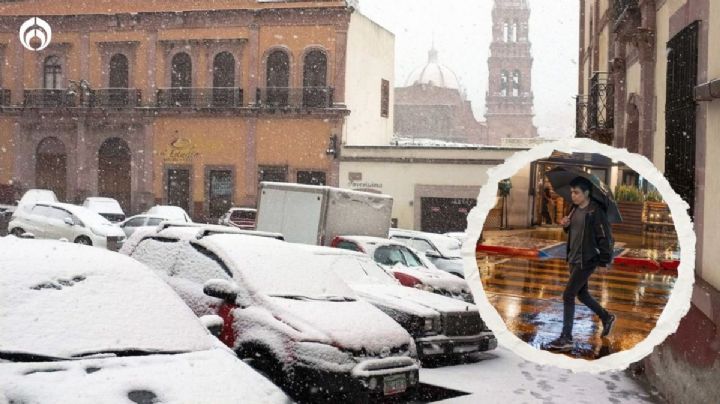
[464,139,695,372]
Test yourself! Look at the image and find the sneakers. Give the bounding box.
[601,313,616,337]
[546,336,573,352]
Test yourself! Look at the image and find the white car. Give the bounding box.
[146,205,192,223]
[332,235,474,303]
[8,202,126,250]
[82,197,126,223]
[0,237,290,404]
[118,214,168,238]
[304,246,497,361]
[122,225,420,400]
[390,229,465,278]
[16,189,58,213]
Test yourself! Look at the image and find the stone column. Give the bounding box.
[244,118,257,206]
[333,27,348,107]
[637,0,656,160]
[610,42,627,149]
[146,30,158,105]
[247,24,260,106]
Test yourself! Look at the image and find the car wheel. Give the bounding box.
[10,227,25,237]
[74,236,93,246]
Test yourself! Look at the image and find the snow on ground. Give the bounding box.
[422,347,663,403]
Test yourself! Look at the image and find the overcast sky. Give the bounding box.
[359,0,579,139]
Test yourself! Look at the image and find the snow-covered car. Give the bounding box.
[145,205,192,223]
[16,189,58,213]
[118,214,167,238]
[303,246,497,361]
[389,229,465,278]
[218,207,257,230]
[444,232,469,244]
[8,202,126,250]
[0,237,290,404]
[82,197,126,223]
[331,235,474,303]
[122,228,420,400]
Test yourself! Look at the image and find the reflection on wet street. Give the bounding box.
[477,251,676,360]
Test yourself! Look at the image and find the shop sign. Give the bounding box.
[162,138,199,163]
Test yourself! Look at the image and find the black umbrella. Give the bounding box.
[545,166,623,223]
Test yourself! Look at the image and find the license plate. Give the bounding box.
[383,374,407,396]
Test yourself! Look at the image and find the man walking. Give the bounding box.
[547,177,616,352]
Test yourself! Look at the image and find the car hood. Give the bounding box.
[267,297,413,353]
[90,224,126,238]
[0,348,290,404]
[391,265,469,293]
[351,284,476,317]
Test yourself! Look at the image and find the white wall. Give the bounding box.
[344,12,395,146]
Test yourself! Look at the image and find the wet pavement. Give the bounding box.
[476,227,677,360]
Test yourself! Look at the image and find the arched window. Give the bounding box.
[511,22,518,42]
[303,49,328,107]
[266,50,290,106]
[212,51,236,106]
[503,22,510,43]
[170,52,192,106]
[512,70,521,97]
[500,70,509,96]
[43,55,62,89]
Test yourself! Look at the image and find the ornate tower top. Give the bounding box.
[485,0,538,143]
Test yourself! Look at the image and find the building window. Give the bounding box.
[500,70,509,96]
[297,171,326,186]
[381,79,390,118]
[259,166,288,183]
[212,51,236,107]
[109,53,129,88]
[511,21,518,42]
[303,49,328,107]
[43,55,62,89]
[266,50,290,106]
[207,169,234,219]
[171,52,192,106]
[512,70,521,97]
[503,22,509,43]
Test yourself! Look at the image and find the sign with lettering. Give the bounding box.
[162,138,199,163]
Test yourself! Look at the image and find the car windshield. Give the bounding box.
[201,234,356,300]
[0,238,213,360]
[318,254,398,286]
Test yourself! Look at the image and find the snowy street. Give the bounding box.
[418,347,663,403]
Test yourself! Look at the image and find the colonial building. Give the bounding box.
[393,0,538,147]
[485,0,538,144]
[394,47,488,144]
[0,0,393,221]
[577,1,720,401]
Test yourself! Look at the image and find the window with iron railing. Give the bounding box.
[613,0,639,27]
[588,72,614,131]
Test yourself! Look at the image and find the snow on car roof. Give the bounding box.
[40,202,114,227]
[390,229,462,258]
[83,197,124,214]
[339,235,407,248]
[146,205,191,221]
[0,238,214,358]
[198,234,357,299]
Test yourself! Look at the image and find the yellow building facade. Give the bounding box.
[0,0,392,221]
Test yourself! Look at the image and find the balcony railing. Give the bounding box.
[255,87,334,109]
[156,87,244,108]
[0,89,10,106]
[23,89,76,107]
[90,88,142,108]
[575,95,589,138]
[588,72,614,131]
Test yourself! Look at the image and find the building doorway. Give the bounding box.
[98,137,132,211]
[35,137,67,201]
[166,168,191,214]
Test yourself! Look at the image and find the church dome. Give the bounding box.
[405,47,461,90]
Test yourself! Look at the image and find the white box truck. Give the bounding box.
[256,182,394,246]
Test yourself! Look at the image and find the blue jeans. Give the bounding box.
[562,263,610,338]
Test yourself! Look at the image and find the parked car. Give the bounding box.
[0,237,290,404]
[444,232,469,244]
[331,235,474,303]
[145,205,191,223]
[122,227,420,400]
[16,189,58,213]
[8,202,126,250]
[303,246,497,361]
[389,229,465,278]
[118,214,167,238]
[218,207,257,230]
[82,197,126,223]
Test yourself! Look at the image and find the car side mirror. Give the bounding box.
[200,314,224,338]
[424,250,441,259]
[64,217,74,226]
[203,279,239,303]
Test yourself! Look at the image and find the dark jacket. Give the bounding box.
[564,201,614,268]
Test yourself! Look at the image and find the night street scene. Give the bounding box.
[1,1,719,404]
